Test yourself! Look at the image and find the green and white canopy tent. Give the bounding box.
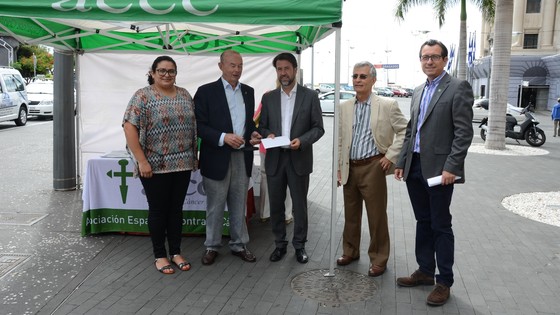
[0,0,345,274]
[0,0,340,54]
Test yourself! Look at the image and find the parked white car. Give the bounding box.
[27,80,54,119]
[0,67,29,126]
[318,90,356,114]
[315,83,334,94]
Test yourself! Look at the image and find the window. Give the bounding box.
[3,74,17,92]
[526,0,541,13]
[523,34,538,49]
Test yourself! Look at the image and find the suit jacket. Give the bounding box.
[396,73,474,182]
[194,78,256,180]
[338,94,408,185]
[258,84,324,176]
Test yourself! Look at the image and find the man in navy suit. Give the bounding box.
[394,39,473,306]
[258,53,324,264]
[194,50,262,265]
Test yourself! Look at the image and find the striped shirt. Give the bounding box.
[350,94,378,160]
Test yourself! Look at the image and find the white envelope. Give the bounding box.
[427,175,462,187]
[261,136,291,149]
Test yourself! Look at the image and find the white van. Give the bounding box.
[0,67,29,126]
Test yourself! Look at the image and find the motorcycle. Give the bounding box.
[479,106,546,147]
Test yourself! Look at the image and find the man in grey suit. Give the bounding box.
[394,39,473,306]
[258,53,324,264]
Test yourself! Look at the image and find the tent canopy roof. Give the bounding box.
[0,0,342,54]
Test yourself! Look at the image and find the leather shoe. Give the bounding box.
[295,248,308,264]
[201,250,218,265]
[427,283,450,306]
[269,247,287,262]
[232,249,256,262]
[336,255,359,266]
[396,269,435,287]
[368,265,386,277]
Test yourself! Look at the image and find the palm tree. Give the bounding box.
[486,0,513,149]
[395,0,494,80]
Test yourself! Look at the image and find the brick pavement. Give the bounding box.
[1,106,560,314]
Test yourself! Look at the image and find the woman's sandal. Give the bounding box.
[170,254,191,271]
[154,258,175,274]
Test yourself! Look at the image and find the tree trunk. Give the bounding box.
[457,0,467,80]
[486,0,514,150]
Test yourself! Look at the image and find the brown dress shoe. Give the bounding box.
[336,255,359,266]
[231,249,256,262]
[396,269,435,287]
[427,283,450,306]
[368,265,386,277]
[201,250,218,265]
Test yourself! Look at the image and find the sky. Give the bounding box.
[300,0,483,88]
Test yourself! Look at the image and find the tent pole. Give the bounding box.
[53,50,77,191]
[311,46,315,87]
[325,26,342,277]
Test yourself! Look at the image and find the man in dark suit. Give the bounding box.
[258,53,324,264]
[194,50,261,265]
[394,40,473,306]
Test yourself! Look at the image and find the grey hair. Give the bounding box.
[353,61,376,78]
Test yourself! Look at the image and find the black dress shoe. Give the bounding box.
[295,248,308,264]
[269,247,287,262]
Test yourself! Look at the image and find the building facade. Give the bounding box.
[471,0,560,110]
[0,36,19,66]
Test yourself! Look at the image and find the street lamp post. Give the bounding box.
[346,42,354,85]
[384,49,391,85]
[32,53,37,80]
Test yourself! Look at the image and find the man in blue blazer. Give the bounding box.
[395,40,473,306]
[194,50,261,266]
[259,53,324,264]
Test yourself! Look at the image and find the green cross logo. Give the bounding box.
[106,159,134,204]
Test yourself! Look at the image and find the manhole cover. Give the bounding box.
[0,253,31,279]
[0,212,48,226]
[291,269,378,307]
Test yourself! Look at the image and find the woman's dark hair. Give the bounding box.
[148,55,177,85]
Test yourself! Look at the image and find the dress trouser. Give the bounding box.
[342,158,389,267]
[140,171,191,258]
[267,150,309,249]
[259,151,293,220]
[405,153,455,287]
[203,151,250,252]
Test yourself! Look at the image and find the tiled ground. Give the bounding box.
[1,104,559,314]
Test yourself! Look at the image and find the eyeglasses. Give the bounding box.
[352,74,369,80]
[155,68,177,76]
[420,55,443,62]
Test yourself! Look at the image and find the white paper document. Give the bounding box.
[101,150,131,158]
[427,175,462,187]
[261,136,291,149]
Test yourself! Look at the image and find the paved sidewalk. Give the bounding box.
[1,105,559,315]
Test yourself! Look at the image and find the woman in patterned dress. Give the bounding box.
[123,56,197,274]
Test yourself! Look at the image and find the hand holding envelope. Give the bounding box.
[261,136,291,149]
[427,175,462,187]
